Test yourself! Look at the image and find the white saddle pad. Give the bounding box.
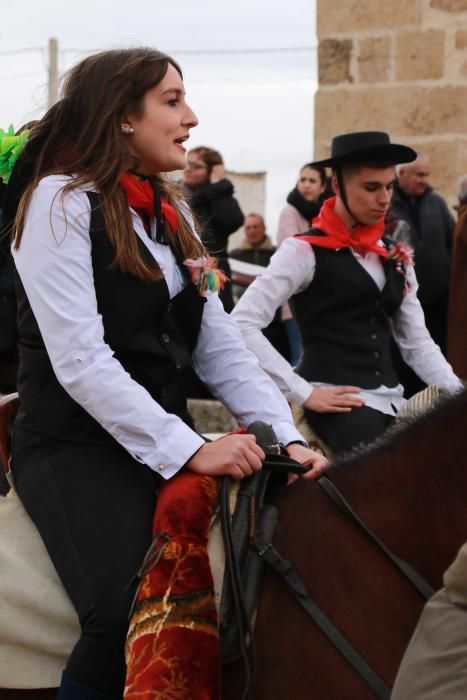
[0,491,79,689]
[0,484,233,689]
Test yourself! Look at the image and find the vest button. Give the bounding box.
[162,333,170,343]
[371,333,377,340]
[370,316,376,323]
[375,370,381,377]
[175,359,182,369]
[167,303,173,313]
[374,351,380,358]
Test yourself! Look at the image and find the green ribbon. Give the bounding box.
[0,124,29,184]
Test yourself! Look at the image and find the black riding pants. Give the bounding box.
[304,405,394,456]
[12,429,159,697]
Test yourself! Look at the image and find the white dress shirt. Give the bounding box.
[12,175,305,479]
[231,236,462,414]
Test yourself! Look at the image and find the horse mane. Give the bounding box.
[273,387,467,581]
[327,388,467,476]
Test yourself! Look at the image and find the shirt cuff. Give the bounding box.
[138,426,205,480]
[440,377,465,394]
[287,376,313,405]
[273,419,308,446]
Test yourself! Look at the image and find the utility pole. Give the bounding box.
[48,37,58,108]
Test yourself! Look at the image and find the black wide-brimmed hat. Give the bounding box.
[311,131,416,168]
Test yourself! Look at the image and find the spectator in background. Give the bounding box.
[390,153,455,355]
[277,163,329,245]
[183,146,244,312]
[277,163,330,365]
[229,213,289,360]
[447,175,467,379]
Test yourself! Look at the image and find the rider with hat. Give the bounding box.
[232,131,462,455]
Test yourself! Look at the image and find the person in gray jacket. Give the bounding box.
[390,153,455,355]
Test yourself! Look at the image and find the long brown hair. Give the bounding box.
[14,47,205,280]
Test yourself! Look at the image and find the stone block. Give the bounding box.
[358,36,391,83]
[318,38,353,85]
[317,0,422,35]
[314,85,467,151]
[396,30,445,80]
[455,29,467,49]
[431,0,467,11]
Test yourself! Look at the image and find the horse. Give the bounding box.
[222,388,467,699]
[1,390,467,699]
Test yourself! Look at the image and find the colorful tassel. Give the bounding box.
[183,256,228,298]
[386,241,414,266]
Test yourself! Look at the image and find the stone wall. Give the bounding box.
[226,170,266,250]
[315,0,467,204]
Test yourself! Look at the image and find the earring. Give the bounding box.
[121,124,134,134]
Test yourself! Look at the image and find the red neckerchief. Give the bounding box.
[119,172,179,233]
[299,195,388,259]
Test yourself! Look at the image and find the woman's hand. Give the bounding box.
[286,442,328,483]
[210,164,225,183]
[185,434,265,480]
[304,386,364,413]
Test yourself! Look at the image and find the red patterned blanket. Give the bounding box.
[124,471,221,700]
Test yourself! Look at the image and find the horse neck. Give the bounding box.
[289,391,467,586]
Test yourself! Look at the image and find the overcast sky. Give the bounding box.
[0,0,318,237]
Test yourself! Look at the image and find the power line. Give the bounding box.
[0,47,44,57]
[62,45,317,56]
[0,44,317,64]
[170,46,316,55]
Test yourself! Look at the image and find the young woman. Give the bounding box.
[8,48,325,699]
[183,146,244,312]
[277,163,328,245]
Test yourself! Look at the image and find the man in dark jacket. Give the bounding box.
[390,153,455,354]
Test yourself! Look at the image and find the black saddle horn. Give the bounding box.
[246,421,308,475]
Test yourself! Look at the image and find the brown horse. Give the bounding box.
[222,388,467,699]
[2,390,467,699]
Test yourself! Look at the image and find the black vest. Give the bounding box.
[292,231,405,389]
[14,192,206,448]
